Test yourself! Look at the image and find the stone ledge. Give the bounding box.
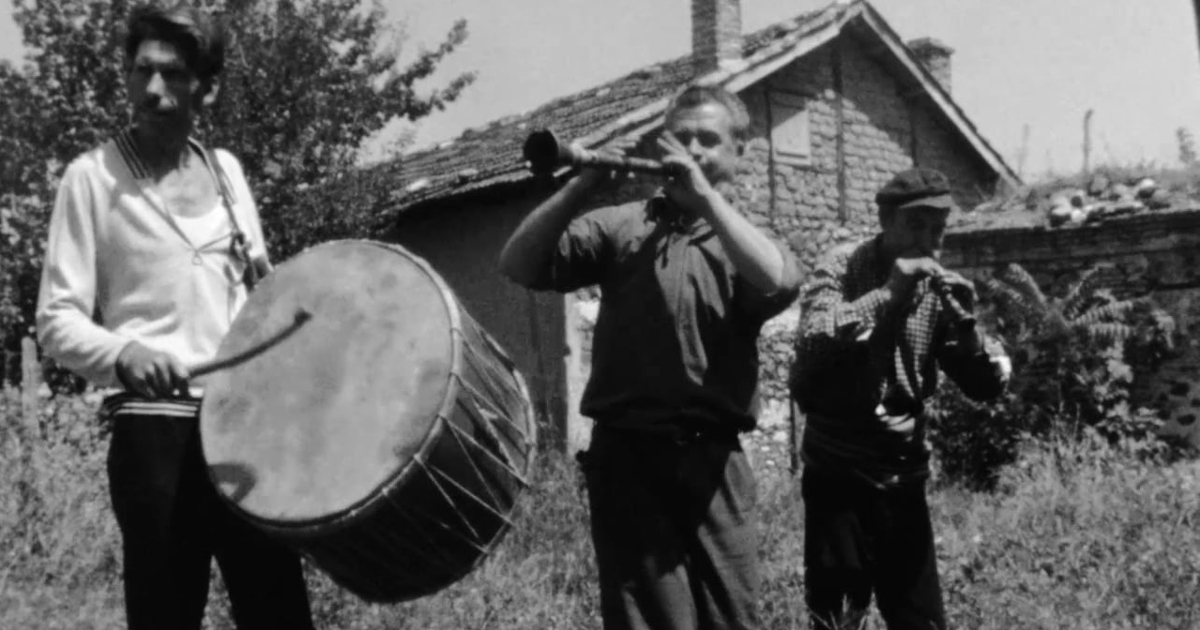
[944,208,1200,269]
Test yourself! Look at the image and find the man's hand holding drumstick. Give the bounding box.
[115,341,191,399]
[115,307,312,398]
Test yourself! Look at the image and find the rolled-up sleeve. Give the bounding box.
[734,238,803,324]
[526,207,619,293]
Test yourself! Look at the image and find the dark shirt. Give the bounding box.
[789,236,1007,488]
[528,196,802,432]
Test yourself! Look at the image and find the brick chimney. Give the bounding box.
[907,37,954,94]
[692,0,743,75]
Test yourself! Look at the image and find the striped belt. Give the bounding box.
[100,392,201,421]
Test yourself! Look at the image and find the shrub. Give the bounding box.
[927,262,1182,490]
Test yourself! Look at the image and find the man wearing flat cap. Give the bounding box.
[789,168,1010,630]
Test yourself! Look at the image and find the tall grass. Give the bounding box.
[2,388,1198,629]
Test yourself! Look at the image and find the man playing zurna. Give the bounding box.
[789,167,1010,630]
[500,84,802,630]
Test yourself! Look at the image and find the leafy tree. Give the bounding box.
[199,0,474,257]
[0,0,474,382]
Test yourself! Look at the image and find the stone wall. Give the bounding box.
[942,208,1200,446]
[562,34,1000,450]
[729,35,993,276]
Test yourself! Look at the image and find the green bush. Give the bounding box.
[927,262,1183,490]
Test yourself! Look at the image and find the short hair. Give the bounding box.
[124,2,227,82]
[664,84,752,142]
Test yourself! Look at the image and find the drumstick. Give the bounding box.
[190,308,313,378]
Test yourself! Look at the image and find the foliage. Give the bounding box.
[927,262,1180,490]
[197,0,474,259]
[0,0,475,383]
[5,389,1200,629]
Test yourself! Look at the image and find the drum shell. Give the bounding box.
[201,240,536,603]
[272,310,533,602]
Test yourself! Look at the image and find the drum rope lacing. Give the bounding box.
[448,378,529,483]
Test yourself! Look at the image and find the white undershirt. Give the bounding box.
[173,205,230,249]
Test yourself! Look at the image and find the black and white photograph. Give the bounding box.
[2,1,1199,628]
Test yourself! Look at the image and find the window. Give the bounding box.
[769,90,812,166]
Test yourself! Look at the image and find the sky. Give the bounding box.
[2,0,1199,179]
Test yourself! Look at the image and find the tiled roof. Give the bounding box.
[371,0,1017,218]
[371,5,843,215]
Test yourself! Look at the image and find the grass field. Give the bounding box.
[2,388,1198,629]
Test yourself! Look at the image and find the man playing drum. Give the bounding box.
[789,168,1011,630]
[500,84,802,630]
[36,4,313,629]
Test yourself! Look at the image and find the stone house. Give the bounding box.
[371,0,1020,451]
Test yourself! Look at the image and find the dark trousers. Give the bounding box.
[581,424,760,630]
[106,413,314,630]
[801,467,945,630]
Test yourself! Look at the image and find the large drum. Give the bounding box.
[200,240,537,603]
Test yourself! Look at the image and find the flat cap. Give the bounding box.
[875,168,956,211]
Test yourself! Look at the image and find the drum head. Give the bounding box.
[201,240,454,525]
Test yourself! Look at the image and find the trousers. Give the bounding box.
[801,467,945,630]
[582,422,760,630]
[106,410,314,630]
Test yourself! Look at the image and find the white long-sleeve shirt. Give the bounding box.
[36,131,269,390]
